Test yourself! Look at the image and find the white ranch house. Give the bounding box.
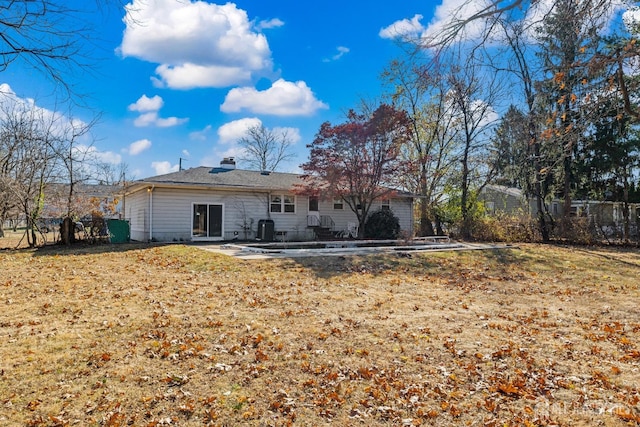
[123,158,415,242]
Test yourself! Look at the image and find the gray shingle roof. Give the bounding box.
[130,166,303,192]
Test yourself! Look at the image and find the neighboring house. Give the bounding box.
[547,199,640,234]
[123,158,415,242]
[480,184,640,235]
[41,183,124,220]
[3,183,123,231]
[479,185,532,214]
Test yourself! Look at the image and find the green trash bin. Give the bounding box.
[107,219,130,243]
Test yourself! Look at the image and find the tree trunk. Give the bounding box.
[60,217,75,245]
[357,207,368,239]
[460,146,471,240]
[419,200,435,236]
[622,171,630,243]
[562,154,572,234]
[530,123,550,242]
[435,214,445,236]
[418,168,435,236]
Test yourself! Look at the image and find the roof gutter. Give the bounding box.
[127,181,293,194]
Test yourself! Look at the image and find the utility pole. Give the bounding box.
[179,157,187,171]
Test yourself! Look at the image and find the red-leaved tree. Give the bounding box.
[300,104,411,237]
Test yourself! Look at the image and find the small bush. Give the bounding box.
[467,212,541,242]
[365,209,401,239]
[549,217,598,245]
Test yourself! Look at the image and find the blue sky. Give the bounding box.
[2,0,635,180]
[2,0,445,179]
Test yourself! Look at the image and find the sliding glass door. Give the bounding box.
[192,204,223,239]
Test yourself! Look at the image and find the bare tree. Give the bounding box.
[237,125,296,172]
[381,58,462,236]
[0,99,57,246]
[445,49,502,239]
[51,113,97,245]
[0,1,124,98]
[422,0,619,52]
[94,161,130,186]
[493,17,553,240]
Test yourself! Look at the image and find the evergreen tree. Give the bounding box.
[490,105,532,190]
[535,0,604,227]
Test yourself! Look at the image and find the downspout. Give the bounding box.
[266,192,271,219]
[122,182,126,220]
[148,185,155,241]
[410,197,415,238]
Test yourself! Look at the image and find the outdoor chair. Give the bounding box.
[338,222,358,239]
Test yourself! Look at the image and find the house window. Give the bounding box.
[284,195,295,213]
[381,199,390,211]
[271,194,295,213]
[485,201,495,213]
[333,198,343,210]
[270,195,282,212]
[309,197,319,212]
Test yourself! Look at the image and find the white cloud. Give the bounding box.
[624,7,640,30]
[0,88,122,176]
[380,1,496,46]
[128,139,152,155]
[181,149,190,157]
[379,14,425,39]
[74,144,122,165]
[323,46,350,62]
[272,126,301,144]
[151,161,179,175]
[189,124,212,141]
[202,121,300,169]
[523,0,626,36]
[133,112,159,127]
[217,117,262,144]
[128,94,163,112]
[408,0,628,47]
[201,147,244,168]
[95,150,123,165]
[256,18,284,30]
[422,0,493,45]
[470,99,499,128]
[216,118,301,146]
[221,79,328,116]
[128,94,188,127]
[155,116,189,128]
[152,63,252,89]
[0,84,92,142]
[120,0,274,89]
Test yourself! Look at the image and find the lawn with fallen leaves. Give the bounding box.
[1,233,639,426]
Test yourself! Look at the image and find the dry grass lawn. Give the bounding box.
[1,231,639,426]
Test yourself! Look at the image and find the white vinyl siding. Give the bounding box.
[387,198,413,234]
[126,188,149,241]
[125,186,413,242]
[147,188,269,241]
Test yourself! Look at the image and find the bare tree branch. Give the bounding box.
[237,125,296,172]
[0,1,124,99]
